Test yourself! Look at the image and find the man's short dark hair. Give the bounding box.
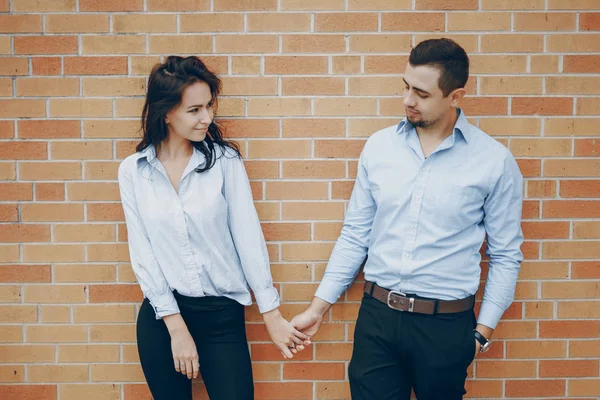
[409,38,469,97]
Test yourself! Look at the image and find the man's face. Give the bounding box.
[402,63,454,129]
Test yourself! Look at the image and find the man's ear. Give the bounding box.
[450,87,466,108]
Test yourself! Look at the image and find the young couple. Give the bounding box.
[118,38,523,400]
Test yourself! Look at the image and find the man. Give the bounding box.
[291,38,524,399]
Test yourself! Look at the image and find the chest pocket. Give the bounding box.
[429,184,484,231]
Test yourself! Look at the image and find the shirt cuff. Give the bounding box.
[314,279,346,305]
[477,300,505,329]
[255,286,280,314]
[148,292,180,320]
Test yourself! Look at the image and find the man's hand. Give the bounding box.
[263,308,310,359]
[290,297,332,343]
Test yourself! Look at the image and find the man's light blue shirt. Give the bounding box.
[315,109,524,329]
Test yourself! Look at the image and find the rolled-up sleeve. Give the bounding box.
[221,152,280,314]
[479,154,524,329]
[315,148,377,304]
[118,160,179,319]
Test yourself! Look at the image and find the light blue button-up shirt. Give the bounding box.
[315,109,524,329]
[118,145,280,319]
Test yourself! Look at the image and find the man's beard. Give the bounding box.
[407,115,438,129]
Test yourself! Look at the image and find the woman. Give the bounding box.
[118,56,308,400]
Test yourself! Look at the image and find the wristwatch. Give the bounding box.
[473,329,491,353]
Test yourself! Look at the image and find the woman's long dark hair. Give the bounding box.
[137,56,240,172]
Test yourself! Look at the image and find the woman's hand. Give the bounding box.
[263,308,310,359]
[163,313,199,379]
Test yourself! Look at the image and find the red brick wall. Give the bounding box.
[1,0,599,399]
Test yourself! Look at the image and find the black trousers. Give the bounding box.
[349,293,477,400]
[137,292,254,400]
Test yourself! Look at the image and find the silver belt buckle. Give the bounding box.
[387,290,415,312]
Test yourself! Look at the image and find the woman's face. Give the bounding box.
[165,81,214,142]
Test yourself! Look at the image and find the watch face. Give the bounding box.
[481,342,492,353]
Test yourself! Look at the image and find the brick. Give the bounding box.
[130,56,160,76]
[561,180,600,198]
[281,283,319,301]
[214,0,275,10]
[0,99,46,118]
[564,55,600,73]
[333,55,362,74]
[0,15,42,33]
[13,0,75,11]
[549,76,600,95]
[269,263,311,282]
[515,12,576,31]
[115,98,145,118]
[570,340,600,358]
[113,14,176,33]
[0,183,32,201]
[24,285,86,304]
[28,365,89,383]
[0,78,12,96]
[525,301,554,319]
[545,160,600,177]
[83,77,145,97]
[350,34,412,53]
[84,120,140,139]
[20,162,82,181]
[543,281,600,299]
[231,56,261,74]
[80,0,142,11]
[27,325,87,343]
[543,241,600,259]
[0,162,16,180]
[540,320,600,338]
[0,205,18,223]
[481,0,544,9]
[59,384,121,400]
[252,363,280,380]
[569,379,600,397]
[470,55,527,74]
[315,98,377,117]
[18,120,81,139]
[248,98,311,117]
[543,201,600,218]
[46,14,109,33]
[41,305,70,323]
[510,138,571,157]
[527,180,556,198]
[31,57,61,75]
[247,139,310,158]
[283,161,345,178]
[266,181,328,200]
[222,119,279,139]
[147,0,209,10]
[282,77,345,96]
[581,12,600,31]
[548,0,600,9]
[255,382,313,399]
[481,118,541,137]
[382,12,444,32]
[315,139,365,158]
[0,58,28,75]
[522,221,569,239]
[349,77,403,96]
[481,77,542,95]
[449,12,510,31]
[578,98,600,115]
[481,34,543,52]
[0,345,55,362]
[74,305,136,323]
[0,265,51,283]
[0,385,57,400]
[316,382,351,399]
[316,343,353,361]
[17,77,79,97]
[0,121,14,139]
[222,77,278,96]
[15,36,77,55]
[531,55,560,73]
[512,97,573,116]
[460,97,508,116]
[83,36,146,55]
[575,138,600,157]
[548,34,600,52]
[314,222,343,241]
[89,284,142,302]
[262,223,310,241]
[284,362,345,380]
[0,37,9,55]
[50,99,112,118]
[416,0,477,8]
[281,0,344,10]
[0,224,49,242]
[315,12,378,32]
[0,141,47,160]
[54,264,116,283]
[54,224,116,243]
[23,244,85,262]
[0,286,21,302]
[254,202,280,221]
[283,35,346,53]
[574,222,600,239]
[216,35,277,53]
[90,324,136,342]
[0,365,24,383]
[51,141,112,160]
[283,119,345,138]
[506,379,566,397]
[0,306,36,324]
[248,13,310,32]
[476,360,537,378]
[87,203,125,222]
[87,244,130,262]
[64,57,128,75]
[507,340,567,358]
[283,202,345,221]
[91,364,145,382]
[68,183,120,201]
[265,56,328,75]
[83,162,119,181]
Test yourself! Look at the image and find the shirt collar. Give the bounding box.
[135,143,207,169]
[396,108,472,143]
